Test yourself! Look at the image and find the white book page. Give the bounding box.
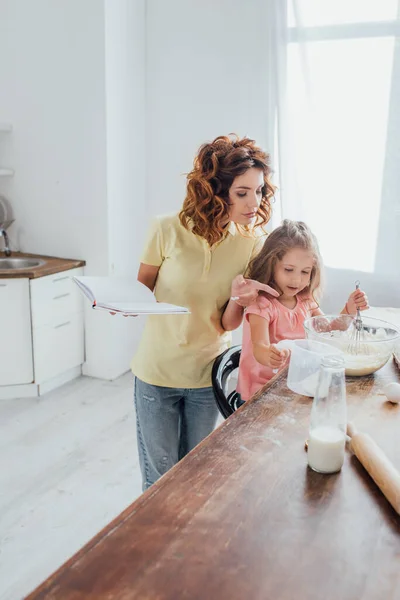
[73,276,155,304]
[96,302,188,315]
[73,276,189,315]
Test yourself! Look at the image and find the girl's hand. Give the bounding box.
[345,289,369,315]
[109,312,138,317]
[231,275,279,308]
[265,344,290,369]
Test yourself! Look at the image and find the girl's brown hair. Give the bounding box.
[247,219,323,302]
[179,134,275,246]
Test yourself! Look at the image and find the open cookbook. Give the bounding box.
[72,276,189,316]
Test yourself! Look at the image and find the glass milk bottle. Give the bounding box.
[307,355,347,474]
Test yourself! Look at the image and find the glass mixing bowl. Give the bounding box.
[303,315,400,376]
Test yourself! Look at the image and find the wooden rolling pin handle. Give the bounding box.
[347,422,400,515]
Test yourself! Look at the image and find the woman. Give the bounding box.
[131,134,275,490]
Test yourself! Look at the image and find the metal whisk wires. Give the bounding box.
[347,281,369,355]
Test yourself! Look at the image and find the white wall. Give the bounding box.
[146,0,272,216]
[0,0,146,380]
[0,0,109,274]
[146,0,271,343]
[83,0,146,379]
[105,0,147,274]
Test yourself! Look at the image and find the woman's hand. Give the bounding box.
[231,275,279,308]
[345,289,369,315]
[222,277,279,331]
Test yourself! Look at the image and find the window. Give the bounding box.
[277,1,400,273]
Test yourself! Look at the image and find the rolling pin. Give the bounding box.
[347,422,400,515]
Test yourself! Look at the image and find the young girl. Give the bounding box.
[236,220,369,401]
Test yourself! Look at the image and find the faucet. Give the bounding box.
[0,227,11,256]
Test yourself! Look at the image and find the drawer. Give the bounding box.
[30,267,84,329]
[33,312,84,383]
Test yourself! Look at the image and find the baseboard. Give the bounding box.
[0,366,82,400]
[0,383,38,400]
[82,362,131,381]
[38,366,82,395]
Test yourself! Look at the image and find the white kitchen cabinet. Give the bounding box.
[0,278,34,385]
[0,266,84,398]
[30,268,84,383]
[30,270,83,329]
[32,313,84,383]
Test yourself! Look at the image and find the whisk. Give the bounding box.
[347,281,370,355]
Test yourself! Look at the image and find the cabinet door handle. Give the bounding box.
[54,321,71,329]
[53,275,69,283]
[53,293,70,300]
[0,283,7,287]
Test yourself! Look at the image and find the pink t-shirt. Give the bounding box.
[237,294,317,401]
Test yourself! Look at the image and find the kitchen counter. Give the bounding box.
[0,252,85,279]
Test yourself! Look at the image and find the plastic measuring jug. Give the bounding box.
[276,339,344,397]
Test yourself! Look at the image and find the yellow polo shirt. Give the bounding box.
[131,213,265,388]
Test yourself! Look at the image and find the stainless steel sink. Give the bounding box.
[0,257,46,270]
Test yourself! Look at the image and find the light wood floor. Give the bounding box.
[0,371,225,600]
[0,372,142,600]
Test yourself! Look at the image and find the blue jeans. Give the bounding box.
[134,377,219,491]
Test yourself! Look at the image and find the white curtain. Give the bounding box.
[269,0,400,309]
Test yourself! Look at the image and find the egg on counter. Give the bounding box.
[383,382,400,404]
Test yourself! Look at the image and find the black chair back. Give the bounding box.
[212,345,243,419]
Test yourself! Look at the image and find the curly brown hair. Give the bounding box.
[247,219,324,302]
[179,134,275,246]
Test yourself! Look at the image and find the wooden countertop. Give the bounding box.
[27,360,400,600]
[0,252,85,279]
